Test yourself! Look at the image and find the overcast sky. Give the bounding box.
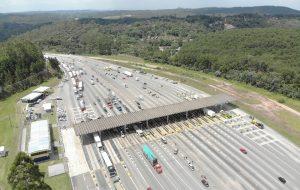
[0,0,299,13]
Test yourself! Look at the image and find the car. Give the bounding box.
[147,187,152,190]
[161,137,167,144]
[278,177,286,184]
[56,97,63,100]
[201,175,209,187]
[188,163,194,171]
[240,147,247,154]
[173,148,178,155]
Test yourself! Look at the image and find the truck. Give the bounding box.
[142,145,162,174]
[100,151,116,177]
[69,71,73,78]
[79,99,86,111]
[93,132,103,149]
[90,79,95,85]
[71,78,77,87]
[78,81,83,91]
[123,71,133,77]
[203,108,216,117]
[134,125,144,136]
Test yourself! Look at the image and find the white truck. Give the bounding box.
[90,79,95,85]
[133,125,144,136]
[123,71,133,77]
[71,78,77,87]
[79,99,86,111]
[68,71,73,78]
[93,132,103,149]
[78,81,83,91]
[203,108,216,117]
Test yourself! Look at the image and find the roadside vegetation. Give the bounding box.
[7,152,51,189]
[0,78,59,190]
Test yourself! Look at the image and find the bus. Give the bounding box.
[93,132,103,149]
[100,151,116,177]
[142,144,157,166]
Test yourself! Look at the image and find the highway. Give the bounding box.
[49,53,300,190]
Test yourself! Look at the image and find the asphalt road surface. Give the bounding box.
[48,53,300,190]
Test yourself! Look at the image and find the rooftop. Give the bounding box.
[28,120,51,154]
[74,94,235,136]
[33,86,50,93]
[21,92,43,102]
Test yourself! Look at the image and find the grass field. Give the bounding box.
[0,78,59,190]
[93,54,300,146]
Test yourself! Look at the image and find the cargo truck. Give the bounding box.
[142,145,162,174]
[79,99,86,111]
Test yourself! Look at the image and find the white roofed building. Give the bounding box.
[21,92,43,103]
[28,120,51,160]
[33,86,50,94]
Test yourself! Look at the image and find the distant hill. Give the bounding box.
[191,6,300,15]
[0,6,299,24]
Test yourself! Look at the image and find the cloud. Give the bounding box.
[0,0,299,13]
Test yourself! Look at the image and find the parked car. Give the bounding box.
[278,177,286,184]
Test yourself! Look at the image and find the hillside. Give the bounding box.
[10,14,300,99]
[0,6,299,24]
[174,28,300,98]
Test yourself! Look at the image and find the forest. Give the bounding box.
[2,8,299,99]
[0,40,50,97]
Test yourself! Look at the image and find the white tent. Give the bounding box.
[28,120,51,156]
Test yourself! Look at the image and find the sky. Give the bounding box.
[0,0,299,13]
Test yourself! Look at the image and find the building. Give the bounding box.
[43,103,52,112]
[21,86,50,103]
[33,86,50,94]
[21,92,43,103]
[27,120,51,161]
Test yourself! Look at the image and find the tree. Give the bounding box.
[7,152,52,190]
[48,57,60,71]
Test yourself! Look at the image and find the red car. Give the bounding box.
[147,187,152,190]
[240,148,247,154]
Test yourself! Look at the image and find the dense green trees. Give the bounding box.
[7,152,51,190]
[13,14,300,99]
[173,29,300,98]
[0,40,48,97]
